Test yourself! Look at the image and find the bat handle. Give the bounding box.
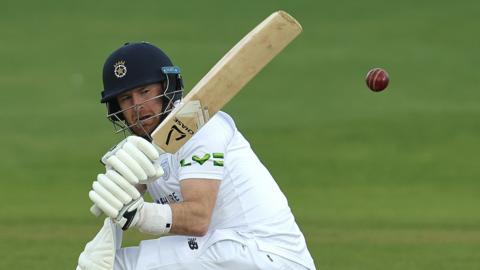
[90,205,103,217]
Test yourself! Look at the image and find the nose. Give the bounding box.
[131,92,146,106]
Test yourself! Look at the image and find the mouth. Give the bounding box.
[138,114,153,122]
[130,114,160,135]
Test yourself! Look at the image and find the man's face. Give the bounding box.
[116,83,164,136]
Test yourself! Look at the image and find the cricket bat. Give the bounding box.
[91,10,302,216]
[151,10,302,152]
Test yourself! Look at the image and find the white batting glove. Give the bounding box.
[89,171,172,233]
[76,218,122,270]
[89,170,140,216]
[102,136,164,185]
[89,170,143,229]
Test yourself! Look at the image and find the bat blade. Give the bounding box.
[152,10,302,153]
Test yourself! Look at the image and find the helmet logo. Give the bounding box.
[113,60,127,78]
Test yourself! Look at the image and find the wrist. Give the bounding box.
[135,202,172,235]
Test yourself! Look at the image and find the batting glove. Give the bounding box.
[89,170,141,220]
[102,136,164,185]
[89,171,172,234]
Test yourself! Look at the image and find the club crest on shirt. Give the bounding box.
[160,158,170,180]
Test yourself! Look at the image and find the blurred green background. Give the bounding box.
[1,0,479,269]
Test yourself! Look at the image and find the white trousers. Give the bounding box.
[114,231,309,270]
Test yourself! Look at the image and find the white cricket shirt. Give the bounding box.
[147,112,315,269]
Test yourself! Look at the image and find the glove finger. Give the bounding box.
[153,162,164,178]
[116,149,147,181]
[92,181,124,210]
[106,170,141,199]
[89,190,118,218]
[104,155,139,184]
[101,138,129,165]
[98,174,132,204]
[90,205,103,217]
[123,142,156,177]
[128,136,159,160]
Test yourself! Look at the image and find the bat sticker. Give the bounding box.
[166,125,186,145]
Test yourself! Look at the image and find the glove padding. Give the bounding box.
[102,136,164,185]
[116,200,173,235]
[76,218,122,270]
[89,170,141,218]
[89,172,172,234]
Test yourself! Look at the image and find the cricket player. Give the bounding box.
[77,42,316,270]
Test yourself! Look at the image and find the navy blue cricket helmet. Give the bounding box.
[100,42,183,120]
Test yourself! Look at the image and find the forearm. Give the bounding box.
[169,201,211,236]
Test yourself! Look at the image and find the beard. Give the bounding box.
[130,115,161,136]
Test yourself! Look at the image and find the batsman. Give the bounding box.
[76,41,315,270]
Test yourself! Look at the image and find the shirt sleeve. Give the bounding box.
[176,113,234,181]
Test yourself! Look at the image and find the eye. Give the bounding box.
[119,95,131,102]
[142,88,150,94]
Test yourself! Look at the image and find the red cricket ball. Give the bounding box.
[365,68,389,92]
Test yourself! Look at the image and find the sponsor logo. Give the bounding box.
[188,238,198,250]
[180,152,224,167]
[174,118,195,135]
[192,154,210,165]
[165,117,196,145]
[180,159,191,167]
[155,192,180,204]
[166,125,186,145]
[212,152,224,167]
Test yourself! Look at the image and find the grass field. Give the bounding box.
[1,0,479,269]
